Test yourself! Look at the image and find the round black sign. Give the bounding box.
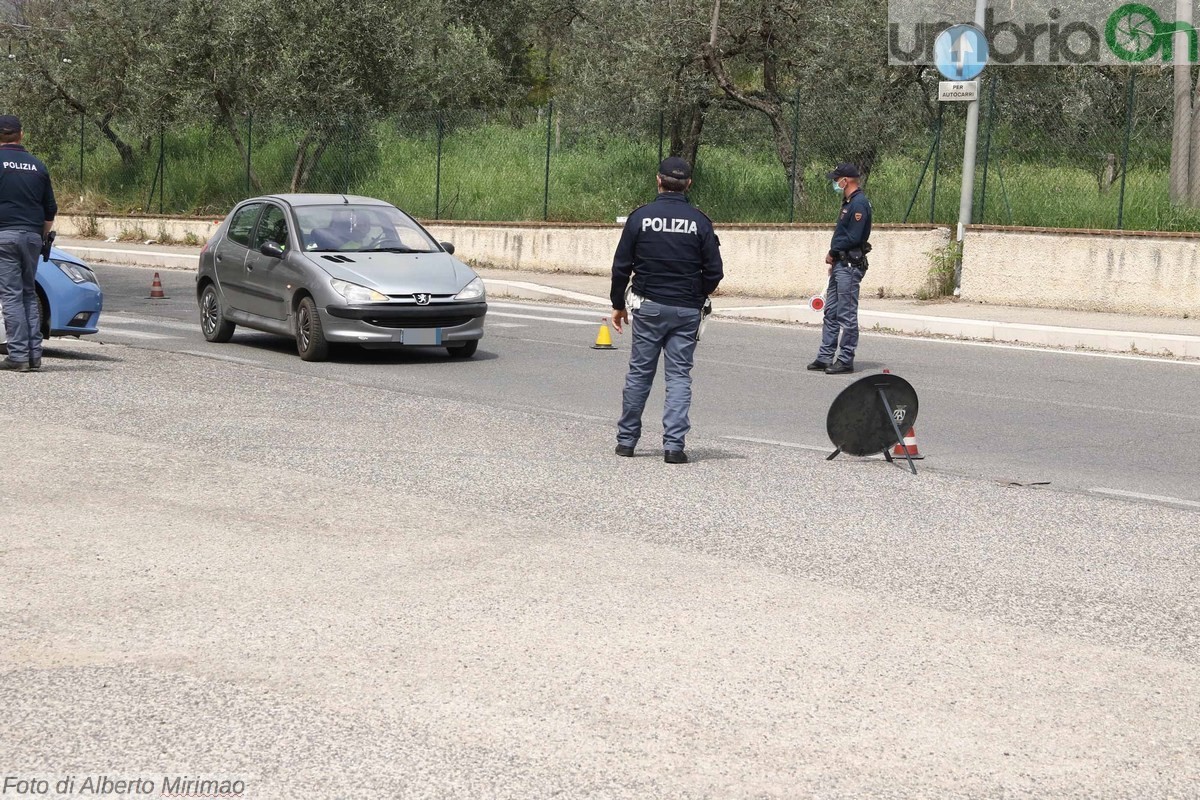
[826,373,920,457]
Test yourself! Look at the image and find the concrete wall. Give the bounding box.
[55,213,1200,313]
[56,213,221,243]
[424,223,953,299]
[961,228,1200,317]
[56,213,954,298]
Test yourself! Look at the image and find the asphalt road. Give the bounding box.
[83,263,1200,506]
[2,263,1198,798]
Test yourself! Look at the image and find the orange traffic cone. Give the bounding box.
[591,319,617,350]
[892,427,923,460]
[148,272,166,299]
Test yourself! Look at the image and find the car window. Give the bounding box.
[251,205,290,250]
[227,203,263,247]
[295,204,438,254]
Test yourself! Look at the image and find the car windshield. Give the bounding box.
[295,204,439,254]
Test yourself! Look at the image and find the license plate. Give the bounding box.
[400,328,442,346]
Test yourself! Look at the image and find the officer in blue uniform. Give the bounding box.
[0,114,57,373]
[809,162,872,375]
[610,157,723,464]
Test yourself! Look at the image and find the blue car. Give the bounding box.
[0,246,102,348]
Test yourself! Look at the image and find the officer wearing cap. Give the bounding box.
[610,156,723,464]
[0,114,57,373]
[809,162,872,375]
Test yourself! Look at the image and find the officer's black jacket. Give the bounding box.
[0,143,57,232]
[610,192,723,311]
[828,188,872,259]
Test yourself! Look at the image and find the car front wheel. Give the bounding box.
[200,284,236,343]
[296,297,329,361]
[447,339,479,358]
[39,293,50,339]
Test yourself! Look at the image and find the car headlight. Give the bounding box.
[330,279,387,303]
[454,277,485,301]
[52,259,98,285]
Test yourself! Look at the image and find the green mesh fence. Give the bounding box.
[42,76,1200,231]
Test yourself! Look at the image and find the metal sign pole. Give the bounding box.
[954,0,989,293]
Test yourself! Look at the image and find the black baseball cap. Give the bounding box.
[0,115,21,134]
[826,162,860,180]
[658,156,692,181]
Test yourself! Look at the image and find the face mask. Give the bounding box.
[832,180,844,195]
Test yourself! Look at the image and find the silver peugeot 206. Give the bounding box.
[196,194,486,361]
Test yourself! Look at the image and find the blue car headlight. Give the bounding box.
[51,259,99,286]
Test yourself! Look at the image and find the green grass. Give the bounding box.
[46,120,1200,232]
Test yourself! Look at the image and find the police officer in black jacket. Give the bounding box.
[809,162,872,375]
[0,114,57,372]
[610,157,723,464]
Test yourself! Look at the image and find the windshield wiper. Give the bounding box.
[359,247,420,254]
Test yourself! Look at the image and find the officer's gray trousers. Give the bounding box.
[0,229,44,363]
[817,260,864,366]
[617,299,702,451]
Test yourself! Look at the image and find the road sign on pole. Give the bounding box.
[933,5,990,294]
[934,24,988,81]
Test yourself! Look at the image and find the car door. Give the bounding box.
[214,202,263,313]
[242,202,296,321]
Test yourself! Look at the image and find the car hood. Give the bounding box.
[305,251,475,295]
[47,246,88,267]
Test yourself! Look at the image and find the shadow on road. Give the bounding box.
[224,333,500,365]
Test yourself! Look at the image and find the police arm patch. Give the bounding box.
[854,212,863,221]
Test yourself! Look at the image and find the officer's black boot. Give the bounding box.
[1,358,30,373]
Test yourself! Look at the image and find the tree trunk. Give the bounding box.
[214,91,262,193]
[290,132,314,192]
[668,103,707,165]
[1189,102,1200,206]
[701,0,803,201]
[291,133,331,192]
[1170,0,1192,203]
[43,80,136,168]
[683,105,704,166]
[1188,0,1200,206]
[97,113,135,167]
[850,145,878,185]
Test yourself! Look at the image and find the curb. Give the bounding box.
[62,244,200,272]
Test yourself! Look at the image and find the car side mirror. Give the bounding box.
[260,241,285,259]
[440,241,455,255]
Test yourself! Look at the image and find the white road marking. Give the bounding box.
[488,322,528,328]
[931,386,1200,421]
[98,329,180,340]
[484,280,607,305]
[720,435,836,454]
[692,316,1200,366]
[490,302,608,318]
[695,357,795,374]
[862,330,1200,365]
[510,337,595,350]
[1089,487,1200,510]
[177,349,270,367]
[101,314,198,332]
[61,245,201,261]
[490,312,598,326]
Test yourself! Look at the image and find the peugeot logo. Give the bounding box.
[413,293,431,305]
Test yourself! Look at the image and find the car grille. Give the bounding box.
[364,315,475,329]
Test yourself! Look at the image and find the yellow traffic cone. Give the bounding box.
[592,319,617,350]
